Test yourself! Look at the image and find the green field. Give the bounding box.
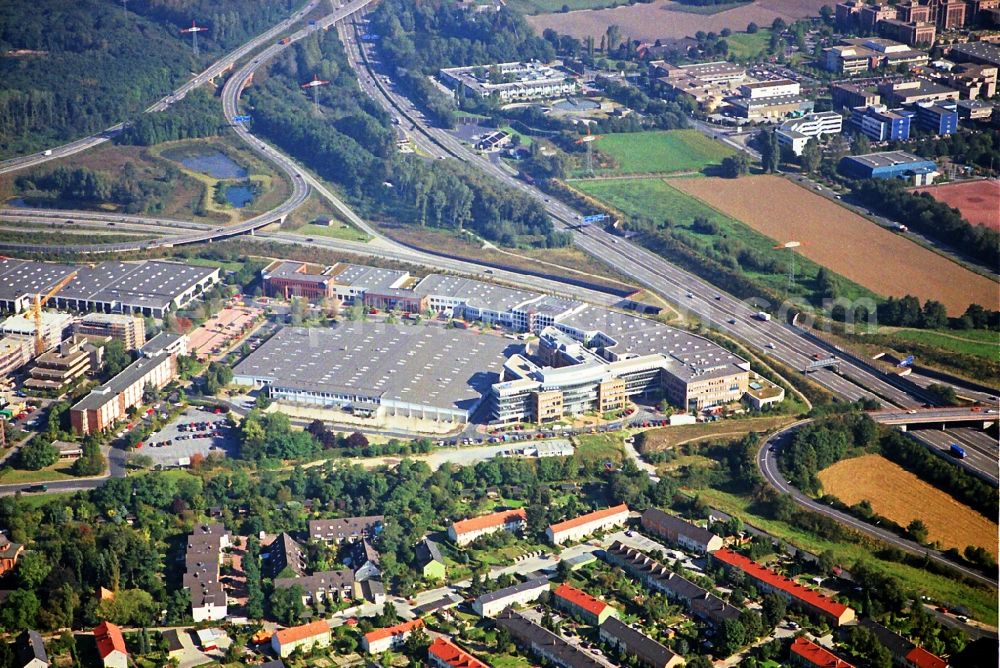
[572,176,879,304]
[584,130,735,176]
[574,432,626,464]
[507,0,629,13]
[884,328,999,360]
[725,28,772,60]
[290,221,369,243]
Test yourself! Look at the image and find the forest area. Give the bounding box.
[246,29,566,247]
[0,0,298,158]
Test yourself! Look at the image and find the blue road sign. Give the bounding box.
[233,115,252,123]
[582,214,607,224]
[897,355,914,368]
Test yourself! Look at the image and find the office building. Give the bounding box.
[70,336,183,434]
[271,621,331,659]
[262,261,338,300]
[941,62,998,98]
[640,508,724,554]
[878,19,936,47]
[599,618,684,668]
[428,638,489,668]
[73,313,145,350]
[23,337,96,393]
[839,151,939,184]
[776,111,844,155]
[449,508,526,547]
[546,504,630,545]
[831,82,880,110]
[440,62,577,102]
[0,336,33,379]
[362,619,424,654]
[473,578,550,617]
[183,523,230,622]
[955,98,994,120]
[553,583,616,625]
[915,102,959,134]
[851,104,912,141]
[824,38,929,73]
[877,79,960,106]
[739,79,800,99]
[651,60,746,111]
[727,93,813,120]
[0,312,73,353]
[712,549,856,626]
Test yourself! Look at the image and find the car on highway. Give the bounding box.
[26,484,49,493]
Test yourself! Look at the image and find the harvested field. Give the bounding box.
[673,175,998,314]
[819,454,998,558]
[527,0,827,42]
[911,180,1000,231]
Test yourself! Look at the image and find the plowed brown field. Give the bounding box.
[673,175,998,314]
[527,0,828,42]
[819,454,998,558]
[912,180,1000,231]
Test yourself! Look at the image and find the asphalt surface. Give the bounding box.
[757,420,996,587]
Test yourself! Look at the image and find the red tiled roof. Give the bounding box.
[548,504,629,534]
[554,583,611,618]
[94,621,127,659]
[451,508,526,536]
[364,618,424,644]
[791,636,855,668]
[905,647,948,668]
[428,637,491,668]
[274,620,330,645]
[713,549,853,620]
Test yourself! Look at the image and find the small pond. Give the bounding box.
[225,184,255,209]
[163,148,248,179]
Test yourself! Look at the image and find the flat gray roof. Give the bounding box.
[847,150,932,168]
[233,323,520,413]
[72,350,171,411]
[414,274,538,313]
[331,264,408,292]
[0,259,76,300]
[265,261,332,284]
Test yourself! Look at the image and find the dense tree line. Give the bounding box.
[14,164,172,214]
[853,179,999,268]
[247,31,561,246]
[369,0,555,74]
[394,68,457,128]
[117,88,229,145]
[877,295,998,331]
[0,0,294,157]
[779,413,878,494]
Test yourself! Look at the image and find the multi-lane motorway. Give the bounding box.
[0,0,323,177]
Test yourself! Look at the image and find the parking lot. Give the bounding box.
[143,406,239,467]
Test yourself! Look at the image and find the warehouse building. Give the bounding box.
[261,261,411,304]
[473,578,550,617]
[712,549,856,626]
[232,323,515,424]
[73,313,145,350]
[776,111,844,155]
[440,61,577,102]
[640,508,724,554]
[546,504,630,545]
[839,151,938,185]
[0,259,219,318]
[449,508,526,547]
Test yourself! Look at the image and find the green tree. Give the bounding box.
[907,518,929,543]
[16,551,51,589]
[0,589,40,631]
[270,585,305,626]
[102,340,131,378]
[721,153,750,178]
[19,438,58,470]
[800,138,822,174]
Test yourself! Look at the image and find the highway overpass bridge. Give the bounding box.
[871,407,999,431]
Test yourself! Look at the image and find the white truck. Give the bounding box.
[755,312,771,322]
[42,149,52,156]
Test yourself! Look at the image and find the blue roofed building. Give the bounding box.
[914,103,958,136]
[839,151,939,185]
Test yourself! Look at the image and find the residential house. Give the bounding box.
[93,621,127,668]
[640,508,723,554]
[790,636,855,668]
[271,620,331,659]
[0,533,25,576]
[182,523,230,622]
[546,504,630,545]
[309,515,383,543]
[598,617,684,668]
[428,637,491,668]
[362,619,424,654]
[473,578,550,618]
[274,569,356,606]
[448,508,527,546]
[266,532,307,578]
[350,539,381,581]
[496,609,606,668]
[416,538,447,580]
[553,583,616,625]
[15,630,49,668]
[162,629,184,664]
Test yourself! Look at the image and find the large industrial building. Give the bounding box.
[839,150,939,184]
[0,259,219,318]
[440,61,577,102]
[232,323,517,424]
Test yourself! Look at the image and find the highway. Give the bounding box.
[0,0,323,176]
[757,421,996,587]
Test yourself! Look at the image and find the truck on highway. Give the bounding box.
[949,443,966,459]
[755,311,771,321]
[43,149,52,156]
[278,37,291,45]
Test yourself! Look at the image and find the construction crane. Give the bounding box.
[301,74,331,109]
[180,21,208,56]
[31,271,76,356]
[575,125,602,176]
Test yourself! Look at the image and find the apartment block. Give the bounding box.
[546,504,630,545]
[73,313,145,350]
[448,508,526,547]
